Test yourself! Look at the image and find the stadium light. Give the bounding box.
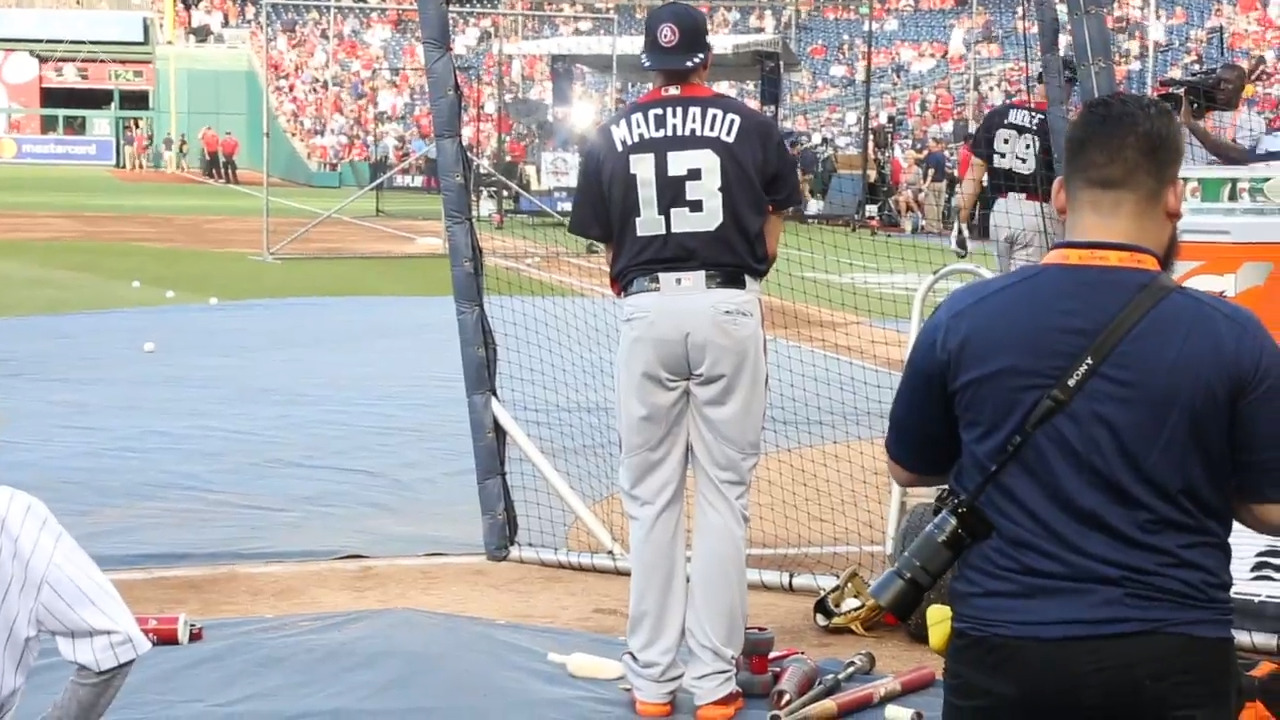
[570,100,598,131]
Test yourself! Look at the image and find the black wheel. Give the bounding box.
[742,626,776,657]
[895,500,955,644]
[735,668,776,697]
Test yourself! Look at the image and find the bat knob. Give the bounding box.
[846,650,876,673]
[766,712,785,720]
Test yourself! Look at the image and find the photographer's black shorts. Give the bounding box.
[943,630,1241,720]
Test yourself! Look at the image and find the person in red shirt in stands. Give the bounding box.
[219,131,240,185]
[934,83,955,124]
[506,135,527,165]
[199,127,222,181]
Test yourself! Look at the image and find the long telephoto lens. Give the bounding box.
[868,510,972,619]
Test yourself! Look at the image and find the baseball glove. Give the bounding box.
[812,566,885,636]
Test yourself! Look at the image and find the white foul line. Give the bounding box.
[779,247,877,268]
[190,175,418,240]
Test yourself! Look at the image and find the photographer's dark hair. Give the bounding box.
[1064,92,1182,201]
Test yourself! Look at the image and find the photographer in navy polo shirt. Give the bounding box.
[886,92,1280,719]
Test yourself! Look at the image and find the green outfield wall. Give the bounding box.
[154,46,363,188]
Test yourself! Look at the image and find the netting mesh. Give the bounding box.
[437,0,1032,584]
[1111,0,1272,98]
[254,4,444,257]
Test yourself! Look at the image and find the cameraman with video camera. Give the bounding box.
[1172,63,1265,165]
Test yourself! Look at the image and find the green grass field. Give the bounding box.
[0,165,996,319]
[2,165,373,218]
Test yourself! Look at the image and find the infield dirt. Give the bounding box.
[107,169,300,188]
[114,559,941,673]
[0,211,444,255]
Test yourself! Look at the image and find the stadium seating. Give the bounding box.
[152,0,1270,168]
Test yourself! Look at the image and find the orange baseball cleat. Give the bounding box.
[633,695,673,718]
[695,689,745,720]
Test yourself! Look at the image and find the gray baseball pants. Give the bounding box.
[991,194,1064,272]
[615,271,768,707]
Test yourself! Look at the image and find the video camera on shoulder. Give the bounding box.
[1157,66,1242,118]
[1157,55,1267,119]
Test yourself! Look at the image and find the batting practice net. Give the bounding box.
[414,0,1044,592]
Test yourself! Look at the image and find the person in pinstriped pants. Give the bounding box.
[0,486,151,719]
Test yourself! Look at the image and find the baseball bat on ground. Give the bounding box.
[767,650,875,720]
[770,655,820,710]
[782,666,937,720]
[546,652,625,680]
[884,703,924,720]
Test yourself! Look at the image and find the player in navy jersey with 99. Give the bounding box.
[953,62,1076,271]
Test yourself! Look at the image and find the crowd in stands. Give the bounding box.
[142,0,1280,171]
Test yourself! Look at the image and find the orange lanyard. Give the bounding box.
[1041,248,1161,270]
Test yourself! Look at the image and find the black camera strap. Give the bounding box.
[966,273,1178,504]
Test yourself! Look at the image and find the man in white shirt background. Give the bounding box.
[1180,63,1265,165]
[0,486,150,720]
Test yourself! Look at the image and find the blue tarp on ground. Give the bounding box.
[0,296,901,568]
[0,298,481,568]
[17,608,944,719]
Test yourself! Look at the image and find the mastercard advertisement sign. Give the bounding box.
[1179,165,1280,342]
[0,135,115,165]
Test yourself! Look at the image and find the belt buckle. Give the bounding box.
[658,271,706,292]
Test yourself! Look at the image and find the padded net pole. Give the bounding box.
[1034,0,1071,175]
[417,0,516,560]
[1065,0,1119,101]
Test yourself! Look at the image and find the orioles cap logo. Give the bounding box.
[656,23,679,48]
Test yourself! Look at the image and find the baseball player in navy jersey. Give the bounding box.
[953,62,1077,271]
[0,486,151,719]
[567,4,802,718]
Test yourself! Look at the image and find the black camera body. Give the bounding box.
[868,489,993,621]
[1157,65,1244,118]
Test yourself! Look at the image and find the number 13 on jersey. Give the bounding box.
[629,149,725,236]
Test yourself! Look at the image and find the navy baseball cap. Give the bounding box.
[641,2,712,72]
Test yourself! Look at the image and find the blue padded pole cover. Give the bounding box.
[418,0,517,559]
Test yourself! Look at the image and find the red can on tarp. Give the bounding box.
[135,614,202,646]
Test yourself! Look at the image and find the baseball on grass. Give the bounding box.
[142,342,156,353]
[208,297,219,305]
[165,290,176,299]
[131,280,141,288]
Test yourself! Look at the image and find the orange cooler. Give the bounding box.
[1179,165,1280,342]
